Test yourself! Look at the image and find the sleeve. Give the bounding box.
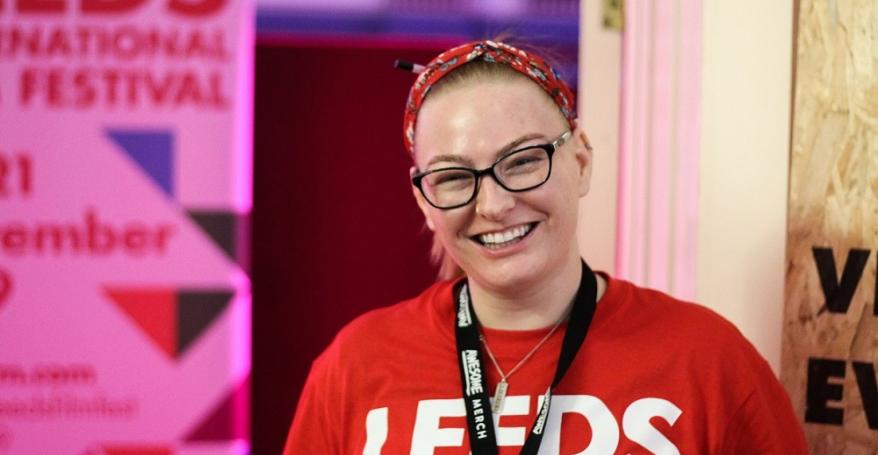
[283,347,343,455]
[718,341,809,454]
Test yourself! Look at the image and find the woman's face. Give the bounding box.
[412,76,593,293]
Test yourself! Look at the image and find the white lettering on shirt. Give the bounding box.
[494,395,529,446]
[410,399,465,454]
[376,395,682,454]
[622,398,683,455]
[363,407,388,455]
[539,394,620,454]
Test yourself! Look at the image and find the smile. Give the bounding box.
[473,223,537,249]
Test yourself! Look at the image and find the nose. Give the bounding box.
[475,175,515,220]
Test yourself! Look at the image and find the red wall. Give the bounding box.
[252,38,452,454]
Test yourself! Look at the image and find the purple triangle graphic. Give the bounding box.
[184,374,250,442]
[106,129,174,198]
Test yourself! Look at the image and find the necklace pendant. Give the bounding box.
[492,379,509,414]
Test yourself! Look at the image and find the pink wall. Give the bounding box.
[617,0,702,300]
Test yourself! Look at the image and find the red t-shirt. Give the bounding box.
[284,275,808,454]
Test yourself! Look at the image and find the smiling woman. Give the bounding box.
[411,64,589,330]
[283,40,808,454]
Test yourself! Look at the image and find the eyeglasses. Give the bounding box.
[412,130,572,210]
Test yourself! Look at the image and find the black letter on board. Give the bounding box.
[806,357,845,425]
[812,247,871,314]
[852,362,878,429]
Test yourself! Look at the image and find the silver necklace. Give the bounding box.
[479,314,567,414]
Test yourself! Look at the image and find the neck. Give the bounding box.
[468,257,607,330]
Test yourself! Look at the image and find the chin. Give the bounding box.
[463,254,550,292]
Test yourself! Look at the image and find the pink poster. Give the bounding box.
[0,0,253,453]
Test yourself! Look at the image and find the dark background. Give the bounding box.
[251,39,449,455]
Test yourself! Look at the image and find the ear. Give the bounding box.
[571,120,594,198]
[410,166,436,231]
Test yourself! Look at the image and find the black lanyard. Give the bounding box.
[453,260,598,455]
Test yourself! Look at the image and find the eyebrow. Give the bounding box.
[426,133,547,168]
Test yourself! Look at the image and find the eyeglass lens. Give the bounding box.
[421,146,551,208]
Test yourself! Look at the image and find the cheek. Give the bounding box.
[538,175,582,228]
[430,211,468,240]
[551,164,585,205]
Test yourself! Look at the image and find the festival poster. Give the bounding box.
[0,0,253,453]
[781,0,877,452]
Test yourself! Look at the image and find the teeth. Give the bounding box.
[478,224,533,247]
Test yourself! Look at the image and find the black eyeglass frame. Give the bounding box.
[411,130,572,210]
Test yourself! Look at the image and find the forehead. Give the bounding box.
[412,78,566,168]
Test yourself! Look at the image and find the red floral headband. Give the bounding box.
[399,40,578,155]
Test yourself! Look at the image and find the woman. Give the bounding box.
[284,40,807,454]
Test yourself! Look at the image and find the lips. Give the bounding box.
[471,222,537,249]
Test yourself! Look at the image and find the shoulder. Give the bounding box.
[312,279,458,371]
[599,275,774,391]
[603,275,746,345]
[626,277,812,451]
[613,276,779,382]
[339,278,456,341]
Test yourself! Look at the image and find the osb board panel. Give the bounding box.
[781,0,878,453]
